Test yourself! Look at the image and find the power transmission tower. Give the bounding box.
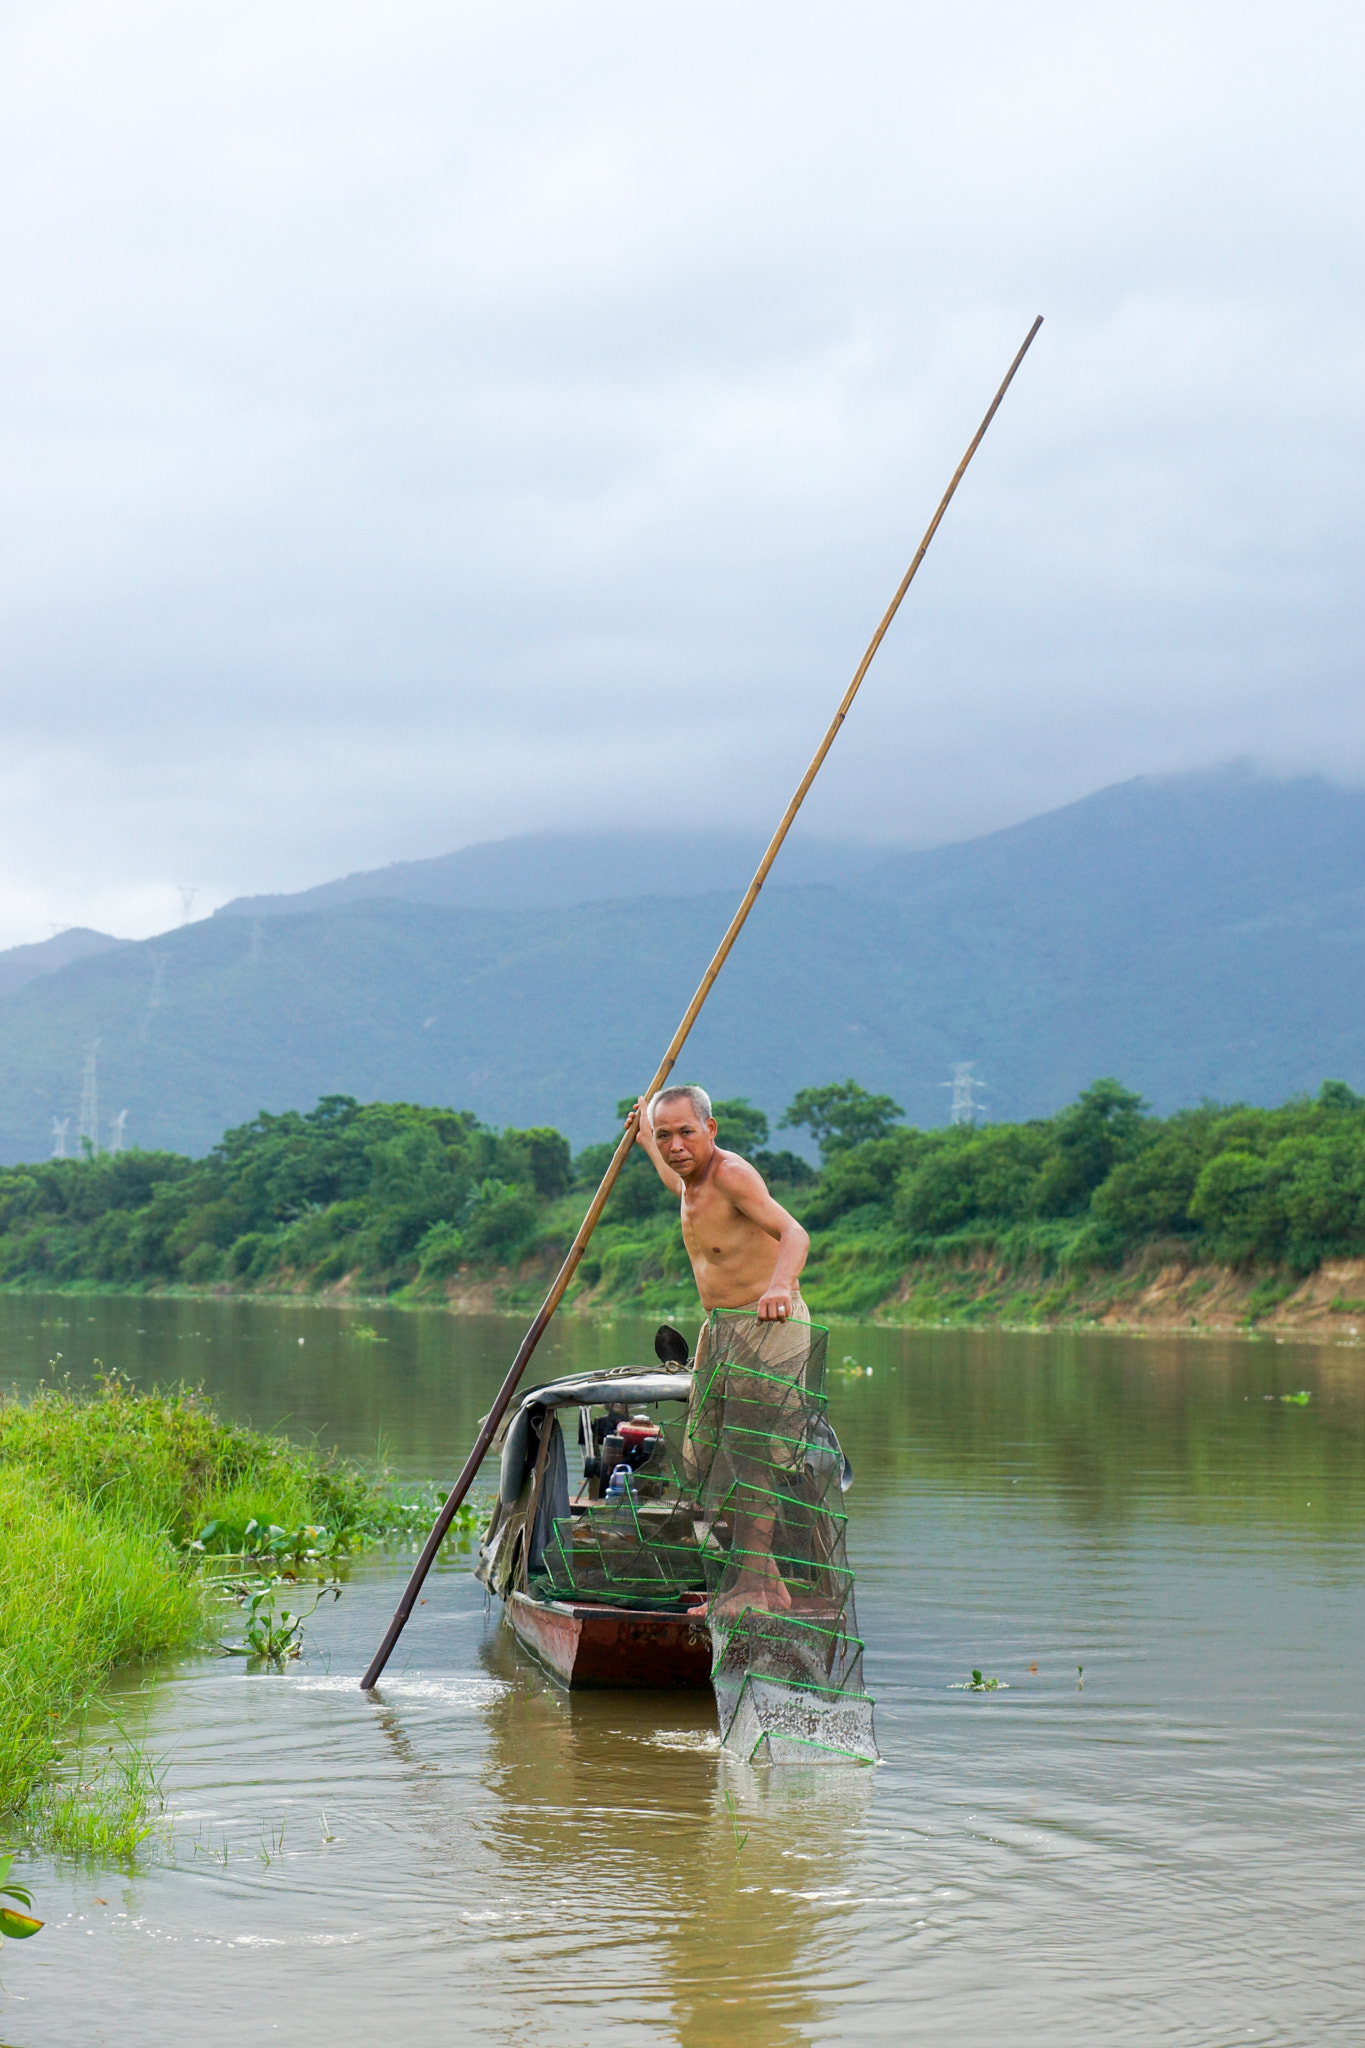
[177,886,198,924]
[940,1061,988,1126]
[76,1041,100,1156]
[51,1116,70,1160]
[108,1109,129,1155]
[140,951,167,1044]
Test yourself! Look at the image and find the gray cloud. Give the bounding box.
[1,0,1361,943]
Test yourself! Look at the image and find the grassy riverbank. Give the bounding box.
[0,1376,408,1854]
[4,1078,1365,1335]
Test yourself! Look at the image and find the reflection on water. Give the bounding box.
[458,1628,872,2048]
[1,1294,1363,2044]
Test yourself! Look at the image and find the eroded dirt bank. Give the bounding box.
[419,1249,1365,1341]
[879,1252,1365,1339]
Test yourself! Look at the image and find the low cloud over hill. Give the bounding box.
[2,770,1363,1163]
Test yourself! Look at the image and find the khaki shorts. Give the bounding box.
[693,1284,809,1365]
[688,1287,813,1480]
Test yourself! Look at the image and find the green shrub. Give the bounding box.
[229,1231,268,1277]
[1190,1148,1273,1261]
[606,1152,677,1221]
[572,1139,616,1188]
[461,1180,539,1260]
[181,1243,224,1285]
[416,1220,465,1279]
[1088,1112,1215,1240]
[751,1148,816,1186]
[804,1133,920,1227]
[523,1129,572,1198]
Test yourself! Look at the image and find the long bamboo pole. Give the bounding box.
[360,314,1042,1690]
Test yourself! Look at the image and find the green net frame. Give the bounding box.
[687,1309,877,1765]
[537,1404,705,1607]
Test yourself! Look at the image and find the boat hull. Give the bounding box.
[508,1590,711,1690]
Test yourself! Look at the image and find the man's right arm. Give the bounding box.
[630,1096,684,1194]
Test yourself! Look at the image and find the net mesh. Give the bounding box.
[536,1433,703,1605]
[687,1309,878,1765]
[534,1309,877,1765]
[538,1405,706,1608]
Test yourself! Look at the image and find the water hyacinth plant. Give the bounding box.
[190,1516,338,1564]
[951,1669,1009,1692]
[0,1853,42,1940]
[222,1580,342,1664]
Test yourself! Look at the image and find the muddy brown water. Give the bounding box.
[1,1293,1362,2046]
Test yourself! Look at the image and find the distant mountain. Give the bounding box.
[216,830,885,918]
[858,768,1365,924]
[0,927,125,1003]
[4,769,1364,1164]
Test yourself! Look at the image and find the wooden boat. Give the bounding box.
[477,1329,715,1691]
[505,1588,711,1688]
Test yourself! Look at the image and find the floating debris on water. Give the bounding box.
[951,1669,1008,1692]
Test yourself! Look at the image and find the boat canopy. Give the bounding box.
[513,1368,693,1412]
[496,1368,693,1507]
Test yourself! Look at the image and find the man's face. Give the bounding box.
[651,1098,717,1180]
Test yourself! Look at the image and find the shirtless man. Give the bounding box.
[631,1084,809,1322]
[631,1083,810,1610]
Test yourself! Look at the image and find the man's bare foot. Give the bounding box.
[712,1564,793,1619]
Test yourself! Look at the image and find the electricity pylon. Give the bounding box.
[76,1041,100,1156]
[108,1109,129,1155]
[940,1061,988,1126]
[50,1116,70,1160]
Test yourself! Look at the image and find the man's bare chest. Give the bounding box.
[681,1188,759,1256]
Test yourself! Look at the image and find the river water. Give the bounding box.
[1,1293,1362,2046]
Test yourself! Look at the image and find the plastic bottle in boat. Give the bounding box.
[605,1463,632,1503]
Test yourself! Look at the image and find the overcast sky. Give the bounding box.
[1,0,1361,947]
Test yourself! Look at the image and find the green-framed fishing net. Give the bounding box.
[533,1309,878,1766]
[687,1309,878,1765]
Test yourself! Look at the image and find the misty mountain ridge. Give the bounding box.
[3,767,1365,1164]
[212,765,1365,929]
[214,829,894,919]
[0,926,127,1002]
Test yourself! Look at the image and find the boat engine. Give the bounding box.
[596,1413,663,1496]
[618,1414,662,1470]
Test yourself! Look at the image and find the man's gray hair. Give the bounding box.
[649,1083,713,1124]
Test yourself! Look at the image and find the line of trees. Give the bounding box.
[0,1077,1363,1297]
[801,1076,1365,1274]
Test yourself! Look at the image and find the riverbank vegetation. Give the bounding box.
[2,1079,1365,1326]
[0,1375,414,1853]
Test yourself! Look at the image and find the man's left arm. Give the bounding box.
[715,1157,810,1322]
